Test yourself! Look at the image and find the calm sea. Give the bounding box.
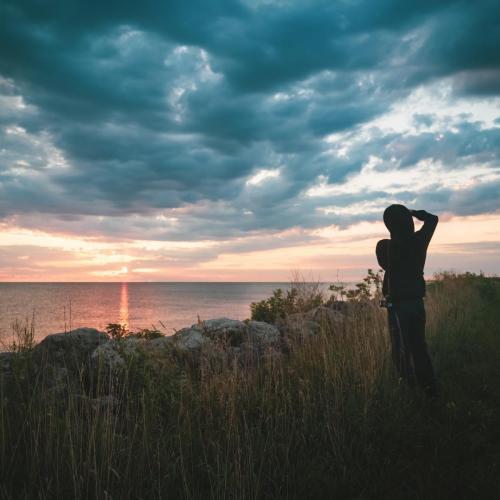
[0,282,294,342]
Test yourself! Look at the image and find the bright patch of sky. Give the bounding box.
[246,168,281,186]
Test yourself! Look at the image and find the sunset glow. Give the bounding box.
[1,1,499,282]
[0,211,498,282]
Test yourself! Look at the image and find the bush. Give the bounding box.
[251,269,384,322]
[328,268,383,303]
[105,323,165,340]
[105,322,129,340]
[250,284,323,323]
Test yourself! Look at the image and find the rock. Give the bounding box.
[193,318,247,346]
[277,305,344,339]
[240,321,282,361]
[247,321,280,343]
[277,313,319,337]
[173,328,209,351]
[26,328,109,391]
[173,318,283,364]
[34,328,109,367]
[148,336,174,351]
[1,316,289,391]
[91,336,175,386]
[91,342,126,371]
[43,366,71,395]
[277,317,314,338]
[306,306,343,326]
[120,337,145,355]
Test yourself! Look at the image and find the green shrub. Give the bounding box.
[105,323,165,340]
[251,269,384,322]
[105,323,129,340]
[250,285,323,323]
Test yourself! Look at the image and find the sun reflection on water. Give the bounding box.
[119,282,129,329]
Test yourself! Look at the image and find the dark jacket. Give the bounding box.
[376,211,438,300]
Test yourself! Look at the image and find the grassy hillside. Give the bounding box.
[1,273,499,499]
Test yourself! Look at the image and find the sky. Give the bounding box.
[0,0,499,282]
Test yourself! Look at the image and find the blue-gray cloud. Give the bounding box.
[0,0,500,243]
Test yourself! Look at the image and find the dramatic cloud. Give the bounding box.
[0,0,499,279]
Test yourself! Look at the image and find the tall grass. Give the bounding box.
[0,273,499,499]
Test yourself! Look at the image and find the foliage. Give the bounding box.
[251,269,384,322]
[105,322,129,340]
[329,268,384,303]
[6,314,36,353]
[430,270,499,303]
[105,323,165,340]
[250,285,323,323]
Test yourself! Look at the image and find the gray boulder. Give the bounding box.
[278,314,321,337]
[148,336,175,351]
[34,327,109,366]
[91,342,126,371]
[277,305,344,338]
[193,318,247,345]
[172,318,282,362]
[307,306,344,326]
[29,328,109,390]
[247,321,280,345]
[120,337,145,355]
[173,327,209,351]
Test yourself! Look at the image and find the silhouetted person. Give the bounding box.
[376,205,438,397]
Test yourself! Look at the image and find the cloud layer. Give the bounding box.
[1,0,499,278]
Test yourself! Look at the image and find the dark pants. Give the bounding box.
[387,298,436,395]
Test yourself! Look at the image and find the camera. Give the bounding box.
[379,298,392,308]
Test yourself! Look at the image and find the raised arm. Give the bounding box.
[411,210,438,248]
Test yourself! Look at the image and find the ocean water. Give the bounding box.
[0,282,294,342]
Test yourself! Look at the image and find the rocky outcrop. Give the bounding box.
[33,327,108,366]
[176,318,282,357]
[26,328,109,391]
[0,307,345,391]
[174,327,210,351]
[92,341,127,371]
[277,305,343,338]
[78,318,281,378]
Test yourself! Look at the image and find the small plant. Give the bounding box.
[328,283,348,301]
[105,323,166,340]
[10,314,36,353]
[330,268,384,302]
[250,288,291,323]
[105,323,129,340]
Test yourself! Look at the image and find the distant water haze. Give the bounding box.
[0,282,338,342]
